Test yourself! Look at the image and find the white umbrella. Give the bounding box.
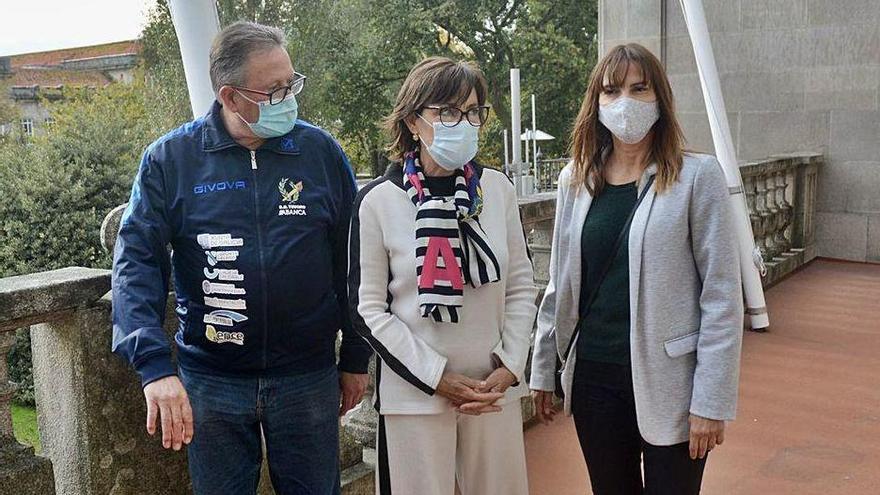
[520,129,555,141]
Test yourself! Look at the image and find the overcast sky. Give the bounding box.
[0,0,157,56]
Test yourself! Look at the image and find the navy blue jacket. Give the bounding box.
[112,101,372,386]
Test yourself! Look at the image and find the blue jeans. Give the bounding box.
[179,365,341,495]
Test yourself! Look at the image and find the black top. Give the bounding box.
[576,181,638,365]
[422,174,458,197]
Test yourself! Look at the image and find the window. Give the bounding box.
[20,118,33,137]
[44,117,55,132]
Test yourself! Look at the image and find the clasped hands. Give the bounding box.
[436,366,517,416]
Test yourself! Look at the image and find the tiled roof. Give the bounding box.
[9,68,111,87]
[3,40,141,90]
[7,40,141,68]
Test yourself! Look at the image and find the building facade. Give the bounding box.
[0,40,141,138]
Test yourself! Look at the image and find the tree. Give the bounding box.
[140,0,192,128]
[139,0,599,175]
[404,0,598,157]
[0,79,170,405]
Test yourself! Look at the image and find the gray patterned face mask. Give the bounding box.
[598,96,659,144]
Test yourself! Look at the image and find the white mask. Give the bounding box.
[598,96,659,144]
[418,114,479,171]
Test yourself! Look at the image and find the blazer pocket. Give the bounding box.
[663,330,700,358]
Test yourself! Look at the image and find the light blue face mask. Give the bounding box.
[418,114,479,171]
[235,90,298,139]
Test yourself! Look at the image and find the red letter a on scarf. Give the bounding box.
[420,237,464,290]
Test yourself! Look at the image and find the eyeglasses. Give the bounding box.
[421,104,491,128]
[232,72,306,105]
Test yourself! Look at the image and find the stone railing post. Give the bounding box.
[1,326,57,495]
[0,331,15,439]
[31,295,191,495]
[1,268,115,495]
[518,192,557,288]
[791,154,821,261]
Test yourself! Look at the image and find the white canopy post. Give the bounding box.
[531,94,538,188]
[678,0,769,329]
[510,69,523,196]
[168,0,221,118]
[503,129,510,176]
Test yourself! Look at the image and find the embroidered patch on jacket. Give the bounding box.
[278,177,308,216]
[203,309,248,327]
[205,324,245,345]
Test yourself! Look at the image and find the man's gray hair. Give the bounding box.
[209,21,287,93]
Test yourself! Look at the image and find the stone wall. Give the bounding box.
[599,0,880,262]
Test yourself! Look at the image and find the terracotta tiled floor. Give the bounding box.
[524,259,880,495]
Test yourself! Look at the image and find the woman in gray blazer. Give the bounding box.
[529,43,743,495]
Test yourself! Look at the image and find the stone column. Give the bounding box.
[0,332,14,440]
[31,299,191,495]
[793,155,822,263]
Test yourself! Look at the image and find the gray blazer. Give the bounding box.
[529,152,744,446]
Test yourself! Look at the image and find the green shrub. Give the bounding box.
[1,79,180,405]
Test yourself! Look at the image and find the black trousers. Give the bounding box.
[571,359,707,495]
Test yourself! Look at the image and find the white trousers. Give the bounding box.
[376,401,529,495]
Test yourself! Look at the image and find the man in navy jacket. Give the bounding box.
[111,21,371,494]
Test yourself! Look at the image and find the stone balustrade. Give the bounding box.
[740,152,821,286]
[534,158,570,193]
[0,153,821,494]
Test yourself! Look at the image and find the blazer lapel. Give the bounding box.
[628,163,658,330]
[568,182,593,319]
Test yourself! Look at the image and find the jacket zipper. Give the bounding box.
[250,150,270,369]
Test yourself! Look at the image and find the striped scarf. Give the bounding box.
[403,153,501,323]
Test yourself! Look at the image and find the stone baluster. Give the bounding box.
[0,331,14,443]
[1,328,56,494]
[764,172,782,259]
[744,174,764,258]
[778,166,794,251]
[770,170,785,256]
[775,168,793,253]
[754,173,772,261]
[768,170,782,255]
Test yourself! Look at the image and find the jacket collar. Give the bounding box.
[202,100,301,155]
[638,163,658,190]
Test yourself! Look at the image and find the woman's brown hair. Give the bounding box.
[570,43,685,195]
[384,56,488,162]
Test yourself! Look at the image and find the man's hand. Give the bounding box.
[531,390,557,425]
[144,376,193,451]
[688,414,725,460]
[436,372,504,411]
[339,372,369,416]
